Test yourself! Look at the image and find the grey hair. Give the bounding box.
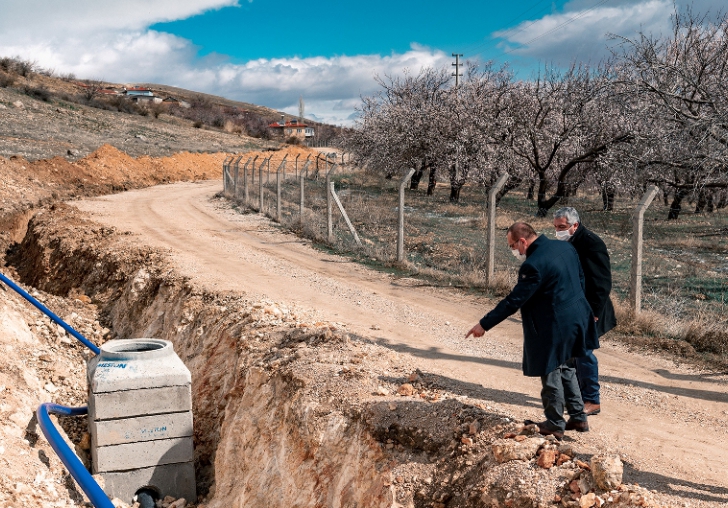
[553,207,580,225]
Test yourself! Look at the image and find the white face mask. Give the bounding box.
[555,229,572,241]
[511,248,526,262]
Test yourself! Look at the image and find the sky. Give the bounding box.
[0,0,725,125]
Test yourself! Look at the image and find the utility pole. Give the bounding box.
[452,53,463,87]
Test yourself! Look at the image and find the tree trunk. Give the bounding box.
[716,193,728,210]
[601,181,615,211]
[496,175,523,204]
[449,184,462,203]
[667,189,687,220]
[695,190,707,213]
[426,165,437,196]
[526,178,535,200]
[409,164,424,190]
[536,172,559,217]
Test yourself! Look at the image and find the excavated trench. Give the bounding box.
[4,205,664,508]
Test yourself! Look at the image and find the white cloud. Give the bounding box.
[490,0,728,69]
[493,0,673,65]
[5,0,721,125]
[0,0,239,37]
[0,1,449,124]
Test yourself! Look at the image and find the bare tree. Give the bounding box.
[492,63,633,216]
[345,68,451,187]
[614,10,728,219]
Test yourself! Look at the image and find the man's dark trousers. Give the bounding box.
[540,359,587,431]
[576,351,600,404]
[569,224,616,406]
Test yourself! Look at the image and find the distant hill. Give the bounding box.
[0,56,341,160]
[137,83,286,121]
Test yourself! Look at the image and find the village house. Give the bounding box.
[268,117,315,141]
[124,86,162,103]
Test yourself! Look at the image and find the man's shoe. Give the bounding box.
[524,420,564,440]
[565,419,589,432]
[584,402,601,416]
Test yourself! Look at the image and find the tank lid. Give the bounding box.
[88,338,191,393]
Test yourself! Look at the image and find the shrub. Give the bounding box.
[14,58,36,77]
[684,323,728,356]
[0,70,15,88]
[23,85,52,102]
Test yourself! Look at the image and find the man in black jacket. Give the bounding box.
[553,207,617,416]
[466,222,598,439]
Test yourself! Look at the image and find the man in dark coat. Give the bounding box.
[553,207,617,416]
[466,222,598,439]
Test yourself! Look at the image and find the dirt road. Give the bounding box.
[73,180,728,505]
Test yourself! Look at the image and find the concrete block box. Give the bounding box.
[88,339,196,505]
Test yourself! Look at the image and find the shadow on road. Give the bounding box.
[377,371,542,411]
[368,336,728,404]
[621,461,728,505]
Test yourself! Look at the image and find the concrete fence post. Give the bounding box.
[630,185,660,313]
[295,154,300,179]
[232,156,242,198]
[243,157,252,204]
[485,173,509,287]
[259,158,266,212]
[305,155,311,178]
[222,156,232,194]
[267,158,271,184]
[276,162,282,222]
[398,168,416,262]
[329,182,362,247]
[326,163,339,243]
[299,172,305,226]
[251,155,258,186]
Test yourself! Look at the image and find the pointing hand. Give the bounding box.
[466,323,485,338]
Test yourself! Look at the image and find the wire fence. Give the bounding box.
[222,156,728,351]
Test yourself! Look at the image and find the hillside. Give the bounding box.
[137,82,283,119]
[0,77,269,161]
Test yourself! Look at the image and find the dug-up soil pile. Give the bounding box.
[1,200,672,508]
[0,143,318,252]
[0,143,226,251]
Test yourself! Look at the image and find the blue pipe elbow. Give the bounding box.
[36,403,114,508]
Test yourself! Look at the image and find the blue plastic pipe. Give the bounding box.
[1,272,112,506]
[0,271,100,355]
[36,403,115,508]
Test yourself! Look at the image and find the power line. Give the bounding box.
[457,0,554,57]
[503,0,613,54]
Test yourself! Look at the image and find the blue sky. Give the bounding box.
[0,0,725,125]
[150,1,568,62]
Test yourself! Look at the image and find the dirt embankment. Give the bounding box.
[3,201,670,507]
[0,144,229,252]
